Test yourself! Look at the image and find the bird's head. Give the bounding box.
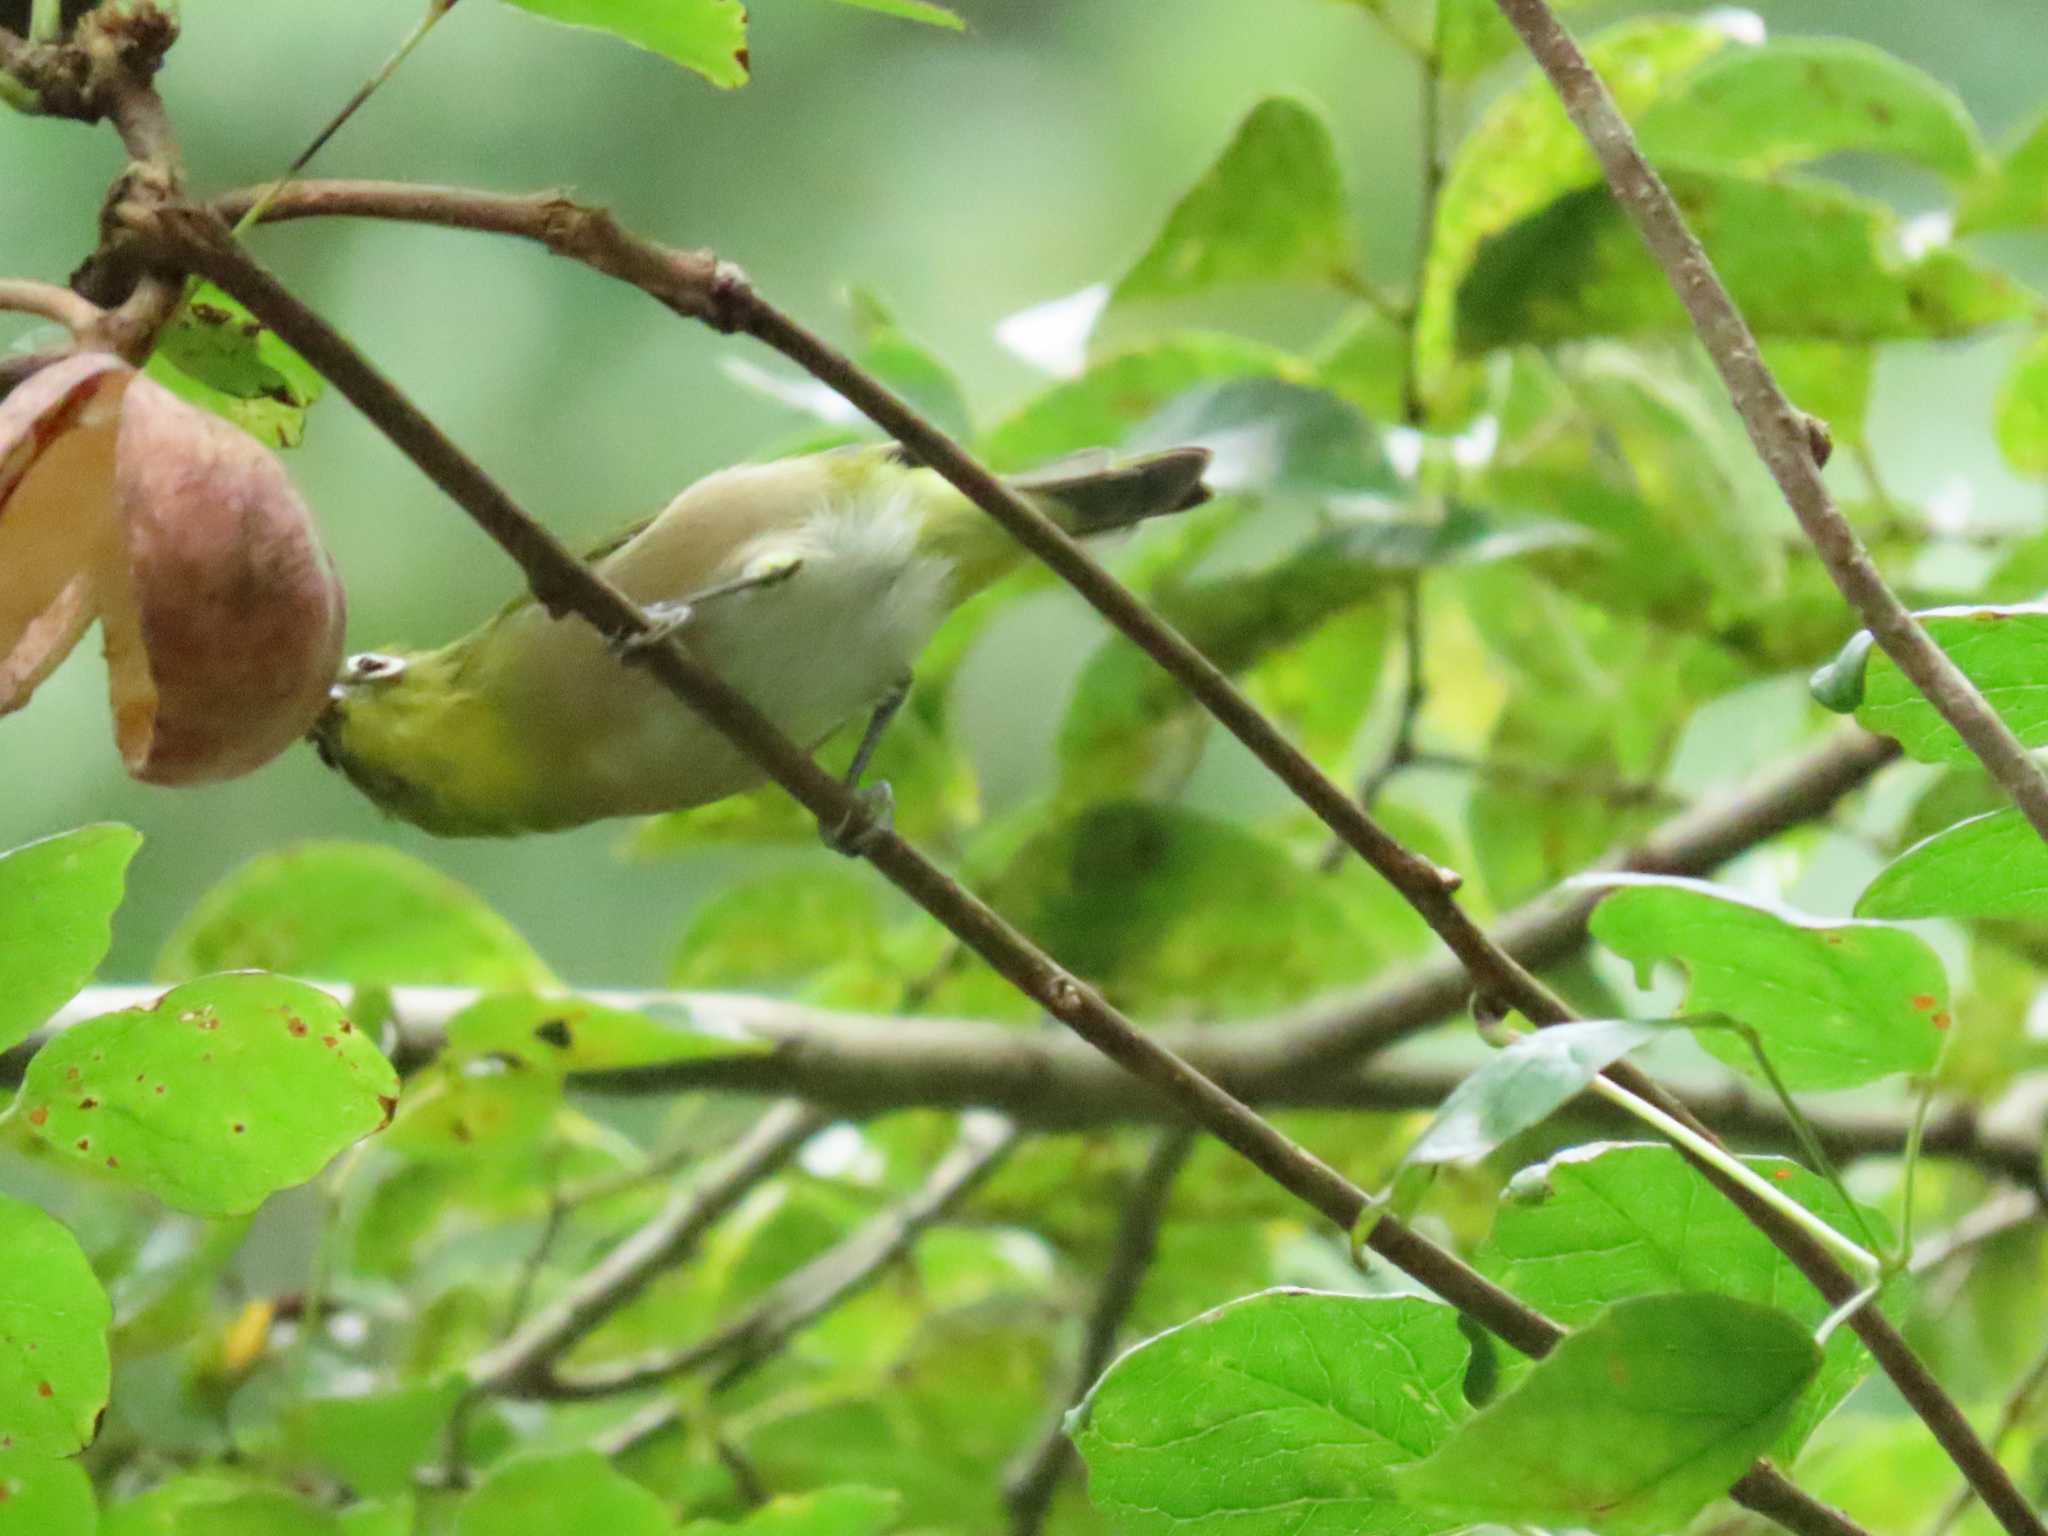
[310,648,527,836]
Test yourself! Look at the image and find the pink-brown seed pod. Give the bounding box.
[0,351,346,785]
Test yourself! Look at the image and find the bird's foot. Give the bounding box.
[823,781,894,857]
[612,601,695,658]
[610,554,806,660]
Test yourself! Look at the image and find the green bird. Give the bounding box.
[311,442,1212,837]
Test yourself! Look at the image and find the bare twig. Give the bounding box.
[1911,1188,2045,1277]
[542,1111,1018,1402]
[1004,1128,1195,1536]
[1488,6,2048,1530]
[0,277,102,333]
[467,1101,823,1398]
[121,203,1864,1536]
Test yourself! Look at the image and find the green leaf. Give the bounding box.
[1997,331,2048,478]
[0,1450,94,1536]
[1133,379,1395,496]
[682,1486,900,1536]
[1853,607,2048,763]
[442,991,768,1073]
[982,335,1307,472]
[1431,0,1598,80]
[0,824,140,1053]
[160,843,554,989]
[20,974,399,1216]
[1392,1294,1819,1536]
[847,288,972,440]
[1056,503,1573,804]
[1112,98,1355,308]
[457,1450,676,1536]
[148,286,326,451]
[1405,1019,1655,1167]
[1810,629,1875,713]
[1313,305,1408,422]
[1636,39,1988,180]
[1072,1290,1470,1536]
[821,0,962,28]
[498,0,749,87]
[1959,109,2048,233]
[0,1196,109,1457]
[668,866,920,1011]
[1586,876,1947,1089]
[1457,169,2025,357]
[984,803,1382,1016]
[169,1488,340,1536]
[1760,339,1874,448]
[380,1056,557,1163]
[1418,18,1732,388]
[1857,808,2048,923]
[284,1380,464,1498]
[1483,1144,1893,1459]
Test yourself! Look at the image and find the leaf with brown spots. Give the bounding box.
[19,974,398,1216]
[1584,875,1948,1090]
[0,1195,108,1458]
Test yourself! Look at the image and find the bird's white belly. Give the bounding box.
[505,492,952,817]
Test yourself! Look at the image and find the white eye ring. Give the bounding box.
[343,652,408,685]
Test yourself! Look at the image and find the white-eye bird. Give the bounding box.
[311,442,1213,836]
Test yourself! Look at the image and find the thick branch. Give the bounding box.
[466,1101,824,1398]
[39,986,2047,1186]
[1490,6,2048,1530]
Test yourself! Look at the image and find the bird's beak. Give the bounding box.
[307,690,347,769]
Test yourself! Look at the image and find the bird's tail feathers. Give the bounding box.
[1010,446,1213,535]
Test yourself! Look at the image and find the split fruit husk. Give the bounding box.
[0,352,346,784]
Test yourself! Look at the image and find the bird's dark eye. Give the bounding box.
[344,652,407,686]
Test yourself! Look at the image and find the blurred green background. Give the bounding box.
[1,0,2041,984]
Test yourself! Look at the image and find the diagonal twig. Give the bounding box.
[467,1100,824,1398]
[540,1110,1018,1403]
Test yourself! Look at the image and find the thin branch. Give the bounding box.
[0,278,102,334]
[540,1111,1017,1402]
[1004,1127,1195,1536]
[1489,7,2048,1529]
[123,203,1862,1536]
[467,1101,823,1398]
[1911,1188,2044,1277]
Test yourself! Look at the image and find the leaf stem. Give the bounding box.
[1586,1071,1881,1277]
[230,0,463,243]
[1733,1024,1885,1259]
[1899,1069,1941,1259]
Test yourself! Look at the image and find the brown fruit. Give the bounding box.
[0,352,345,784]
